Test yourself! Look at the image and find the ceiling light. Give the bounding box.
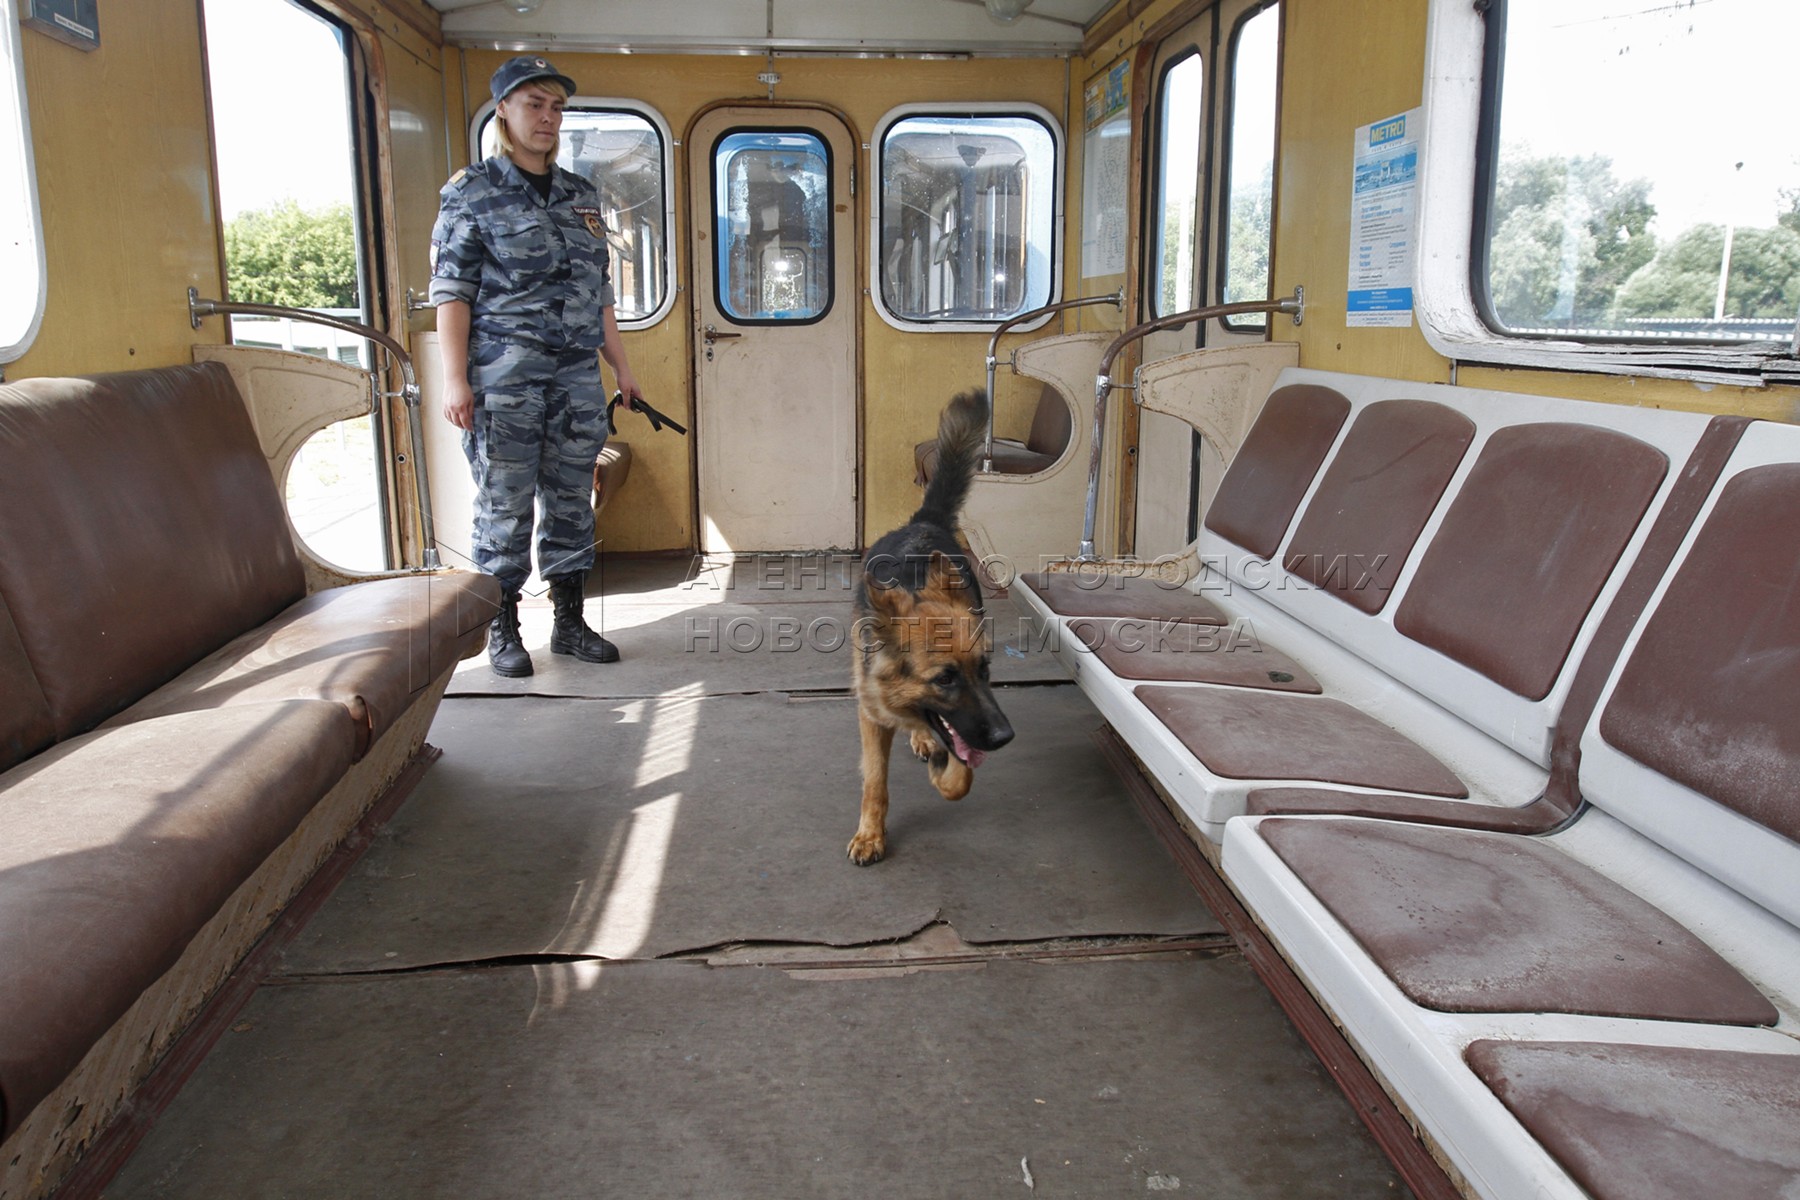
[506,0,545,14]
[983,0,1032,22]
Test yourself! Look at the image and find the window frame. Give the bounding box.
[0,0,46,366]
[1420,0,1799,384]
[1149,45,1205,320]
[469,96,677,331]
[1215,0,1280,332]
[707,125,836,329]
[868,101,1065,334]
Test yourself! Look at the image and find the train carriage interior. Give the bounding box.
[2,0,1798,1196]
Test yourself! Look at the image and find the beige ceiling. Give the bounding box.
[423,0,1118,56]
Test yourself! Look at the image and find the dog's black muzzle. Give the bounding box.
[928,691,1015,763]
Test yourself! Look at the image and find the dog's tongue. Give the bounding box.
[950,728,986,769]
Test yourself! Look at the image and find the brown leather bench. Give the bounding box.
[595,440,632,515]
[914,380,1072,485]
[0,363,499,1192]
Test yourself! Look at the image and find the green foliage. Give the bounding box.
[1224,163,1274,317]
[1489,148,1800,329]
[1615,223,1800,321]
[223,200,359,309]
[1155,163,1272,317]
[1159,203,1193,314]
[1486,150,1656,329]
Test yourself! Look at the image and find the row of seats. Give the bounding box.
[0,362,498,1197]
[1011,366,1800,1199]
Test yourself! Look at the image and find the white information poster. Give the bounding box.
[1081,59,1131,278]
[1346,108,1422,328]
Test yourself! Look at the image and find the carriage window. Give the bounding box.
[1479,0,1800,349]
[875,108,1061,328]
[1219,2,1279,329]
[1152,52,1203,317]
[0,0,44,365]
[477,104,674,328]
[710,130,832,324]
[206,0,387,571]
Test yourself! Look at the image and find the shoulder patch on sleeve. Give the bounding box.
[448,167,469,187]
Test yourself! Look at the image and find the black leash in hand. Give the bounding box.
[606,391,688,437]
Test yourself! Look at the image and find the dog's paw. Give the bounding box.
[846,832,887,865]
[928,753,974,802]
[909,729,936,762]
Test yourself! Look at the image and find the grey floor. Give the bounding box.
[105,557,1410,1198]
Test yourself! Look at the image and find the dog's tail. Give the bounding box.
[911,389,988,527]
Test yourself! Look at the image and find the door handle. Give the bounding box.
[703,324,743,361]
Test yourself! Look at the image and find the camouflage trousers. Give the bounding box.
[462,338,607,593]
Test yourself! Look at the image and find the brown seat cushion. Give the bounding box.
[1465,1040,1800,1200]
[1393,423,1667,700]
[0,597,53,774]
[0,701,360,1140]
[914,437,1054,485]
[1282,399,1475,614]
[0,364,306,738]
[1203,383,1351,559]
[104,573,499,758]
[1138,687,1468,796]
[594,441,632,512]
[1599,463,1800,843]
[1024,381,1073,456]
[1260,818,1778,1024]
[1067,617,1320,691]
[1019,571,1229,624]
[913,384,1071,485]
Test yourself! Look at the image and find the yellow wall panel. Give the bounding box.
[386,36,449,329]
[1271,0,1798,416]
[1271,0,1442,382]
[440,50,1067,550]
[8,0,220,380]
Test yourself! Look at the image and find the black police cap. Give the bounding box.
[490,55,578,103]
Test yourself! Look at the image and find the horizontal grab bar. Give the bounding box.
[982,289,1125,471]
[187,289,440,570]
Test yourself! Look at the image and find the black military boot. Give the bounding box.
[548,572,619,663]
[487,589,534,678]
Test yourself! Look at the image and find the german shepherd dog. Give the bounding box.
[848,391,1015,865]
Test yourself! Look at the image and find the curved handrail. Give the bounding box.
[1077,287,1305,561]
[983,289,1124,471]
[188,289,441,570]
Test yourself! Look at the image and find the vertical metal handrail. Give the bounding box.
[188,289,442,570]
[983,289,1125,471]
[1077,287,1305,561]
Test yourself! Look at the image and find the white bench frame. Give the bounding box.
[1016,365,1717,844]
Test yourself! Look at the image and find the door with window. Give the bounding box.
[1136,0,1280,558]
[689,106,857,553]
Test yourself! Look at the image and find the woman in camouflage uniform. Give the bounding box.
[429,55,641,676]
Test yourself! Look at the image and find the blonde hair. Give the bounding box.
[495,78,568,165]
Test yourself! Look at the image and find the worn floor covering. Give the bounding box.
[282,688,1219,970]
[106,956,1411,1198]
[446,556,1069,700]
[99,557,1411,1198]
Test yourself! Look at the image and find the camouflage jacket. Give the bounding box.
[429,156,616,352]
